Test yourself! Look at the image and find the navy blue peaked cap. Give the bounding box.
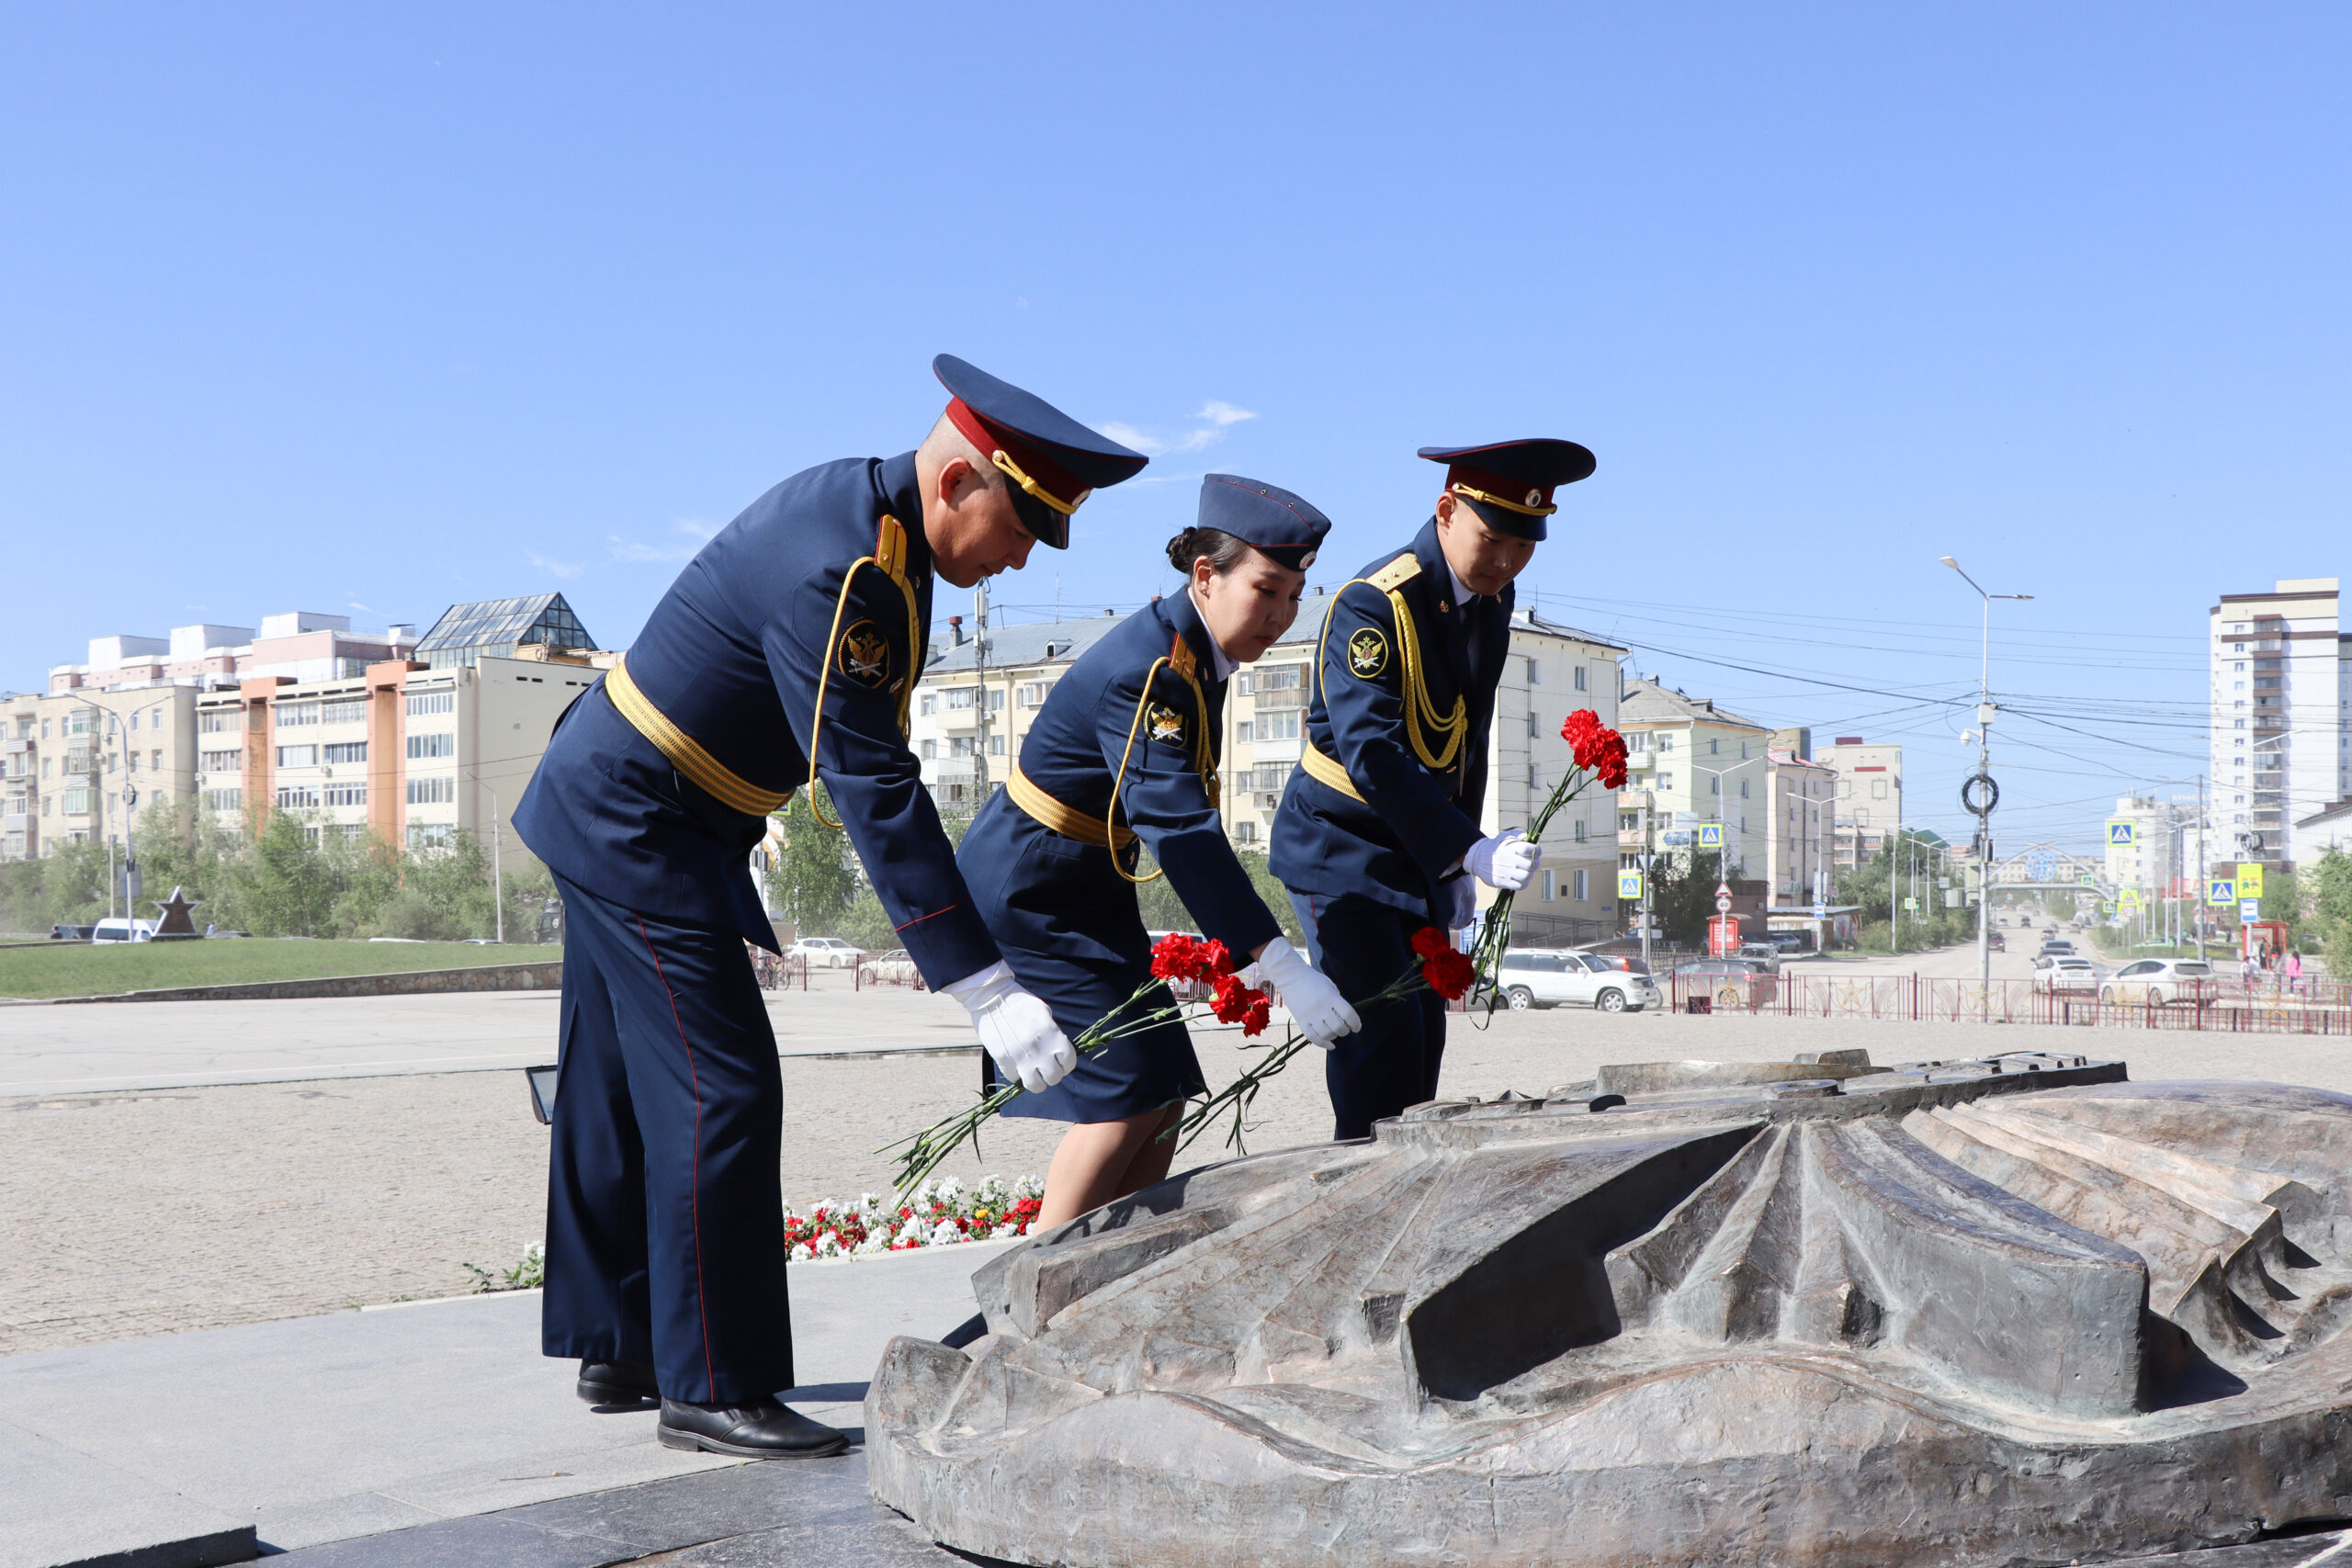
[1196,474,1331,573]
[935,355,1148,549]
[1419,438,1597,541]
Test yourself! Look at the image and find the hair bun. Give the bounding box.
[1164,527,1200,573]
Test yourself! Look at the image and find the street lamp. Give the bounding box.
[1690,753,1767,954]
[462,767,504,945]
[1939,557,2033,1001]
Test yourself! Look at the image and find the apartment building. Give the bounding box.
[194,653,598,852]
[1815,736,1904,868]
[2209,579,2350,872]
[49,613,422,694]
[2,684,199,861]
[1616,678,1771,869]
[2103,794,2193,895]
[1762,746,1838,909]
[908,613,1122,813]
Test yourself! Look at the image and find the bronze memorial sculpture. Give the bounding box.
[868,1051,2352,1566]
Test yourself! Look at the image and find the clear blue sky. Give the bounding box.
[6,5,2346,852]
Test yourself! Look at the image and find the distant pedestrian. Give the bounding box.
[2240,953,2256,990]
[2288,949,2305,997]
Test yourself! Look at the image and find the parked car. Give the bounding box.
[2100,958,2215,1007]
[1491,950,1660,1013]
[2033,956,2099,995]
[859,948,923,986]
[786,936,865,969]
[90,918,156,943]
[1736,942,1783,974]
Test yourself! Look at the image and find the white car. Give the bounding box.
[2032,955,2099,995]
[1493,950,1660,1013]
[2100,958,2215,1007]
[786,937,865,969]
[90,918,157,943]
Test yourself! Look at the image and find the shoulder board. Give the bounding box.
[875,513,909,578]
[1367,554,1421,592]
[1168,633,1198,680]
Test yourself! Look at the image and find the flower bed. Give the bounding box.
[782,1175,1045,1261]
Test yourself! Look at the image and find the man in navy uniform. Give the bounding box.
[514,356,1146,1458]
[1269,438,1595,1141]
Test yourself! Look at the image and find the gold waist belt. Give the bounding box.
[605,655,794,817]
[1296,742,1367,804]
[1007,763,1136,852]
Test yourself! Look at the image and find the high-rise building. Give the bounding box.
[2209,579,2349,873]
[1815,736,1904,869]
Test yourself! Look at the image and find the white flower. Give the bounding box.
[859,1192,882,1211]
[791,1241,816,1262]
[929,1220,964,1247]
[856,1233,888,1255]
[816,1234,842,1258]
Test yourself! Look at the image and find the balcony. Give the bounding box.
[1254,687,1306,712]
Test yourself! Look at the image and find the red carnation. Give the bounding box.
[1150,932,1203,981]
[1421,947,1477,1000]
[1562,708,1630,789]
[1409,925,1452,959]
[1562,708,1602,750]
[1240,993,1272,1037]
[1198,939,1235,978]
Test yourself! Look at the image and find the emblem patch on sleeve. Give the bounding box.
[1346,626,1390,681]
[837,620,891,687]
[1147,703,1185,745]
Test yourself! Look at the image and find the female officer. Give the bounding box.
[956,475,1363,1227]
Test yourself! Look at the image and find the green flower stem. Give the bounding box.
[1468,769,1607,1023]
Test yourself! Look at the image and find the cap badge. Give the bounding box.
[1347,626,1390,681]
[1526,488,1543,506]
[1298,548,1318,570]
[837,621,890,687]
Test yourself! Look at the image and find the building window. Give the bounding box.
[406,776,456,805]
[275,784,322,808]
[323,784,367,807]
[405,690,456,716]
[407,733,455,760]
[949,737,974,758]
[323,741,367,764]
[1710,738,1720,755]
[1871,779,1888,799]
[1659,773,1674,791]
[946,688,976,711]
[1574,818,1588,842]
[199,709,237,734]
[989,688,1005,711]
[1573,869,1589,902]
[919,693,937,716]
[1574,665,1588,692]
[1657,733,1674,752]
[201,749,241,773]
[204,788,242,811]
[62,788,96,815]
[277,702,320,728]
[1711,777,1720,795]
[1234,819,1258,845]
[408,822,457,850]
[1237,721,1254,743]
[129,710,140,732]
[1018,682,1054,707]
[276,745,317,768]
[1541,869,1555,901]
[1258,665,1304,693]
[1257,711,1301,741]
[322,698,367,725]
[1740,779,1750,798]
[989,735,1006,756]
[1524,657,1541,684]
[921,739,937,760]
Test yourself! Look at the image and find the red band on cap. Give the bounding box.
[1447,464,1554,511]
[944,397,1086,512]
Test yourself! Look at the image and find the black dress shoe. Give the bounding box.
[577,1359,660,1405]
[658,1398,850,1460]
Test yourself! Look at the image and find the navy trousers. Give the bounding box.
[1289,891,1447,1141]
[542,874,792,1403]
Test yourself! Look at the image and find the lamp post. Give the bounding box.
[1939,557,2033,1001]
[462,768,504,945]
[1690,753,1766,955]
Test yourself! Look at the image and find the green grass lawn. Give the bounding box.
[0,939,557,999]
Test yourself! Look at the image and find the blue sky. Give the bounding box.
[5,5,2346,851]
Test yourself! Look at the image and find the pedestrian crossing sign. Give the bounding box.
[1698,823,1724,850]
[1618,870,1644,899]
[2237,863,2266,900]
[2208,878,2235,907]
[2107,820,2134,847]
[2119,888,2141,908]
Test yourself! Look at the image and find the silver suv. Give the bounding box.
[1492,950,1661,1013]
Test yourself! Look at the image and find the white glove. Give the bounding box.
[944,962,1076,1094]
[1255,937,1361,1050]
[1464,829,1541,891]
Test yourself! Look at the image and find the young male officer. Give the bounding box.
[513,356,1146,1458]
[1269,438,1595,1140]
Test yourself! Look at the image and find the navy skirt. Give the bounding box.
[956,793,1205,1123]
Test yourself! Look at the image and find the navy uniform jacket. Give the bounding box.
[1269,519,1511,914]
[513,452,999,986]
[969,590,1281,957]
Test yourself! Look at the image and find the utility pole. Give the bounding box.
[1942,557,2031,995]
[463,769,504,944]
[2195,774,2207,962]
[973,582,992,798]
[1639,789,1656,974]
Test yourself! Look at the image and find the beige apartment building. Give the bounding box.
[906,599,1627,938]
[2208,578,2349,874]
[1815,735,1904,868]
[2,684,200,862]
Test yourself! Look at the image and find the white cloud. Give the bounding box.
[606,520,718,564]
[526,550,583,581]
[1101,400,1260,458]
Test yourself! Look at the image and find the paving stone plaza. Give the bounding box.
[6,964,2352,1564]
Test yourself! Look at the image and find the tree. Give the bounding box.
[2310,846,2352,976]
[1650,848,1724,948]
[766,784,856,936]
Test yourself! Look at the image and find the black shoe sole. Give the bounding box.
[658,1424,850,1460]
[577,1379,659,1405]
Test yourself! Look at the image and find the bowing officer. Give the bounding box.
[1269,438,1596,1140]
[513,356,1145,1459]
[957,475,1362,1229]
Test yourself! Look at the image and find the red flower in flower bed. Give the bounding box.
[1421,946,1477,1000]
[1561,708,1630,789]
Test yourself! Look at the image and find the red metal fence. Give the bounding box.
[1664,972,2352,1034]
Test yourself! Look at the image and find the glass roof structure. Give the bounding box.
[414,593,598,670]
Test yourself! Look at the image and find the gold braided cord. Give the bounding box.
[1448,480,1556,517]
[805,514,922,831]
[988,449,1082,515]
[605,655,794,817]
[1309,566,1465,775]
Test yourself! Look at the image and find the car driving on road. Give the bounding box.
[1491,950,1661,1012]
[2099,957,2214,1007]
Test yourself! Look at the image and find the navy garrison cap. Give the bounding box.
[935,355,1149,549]
[1197,474,1330,573]
[1418,438,1597,542]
